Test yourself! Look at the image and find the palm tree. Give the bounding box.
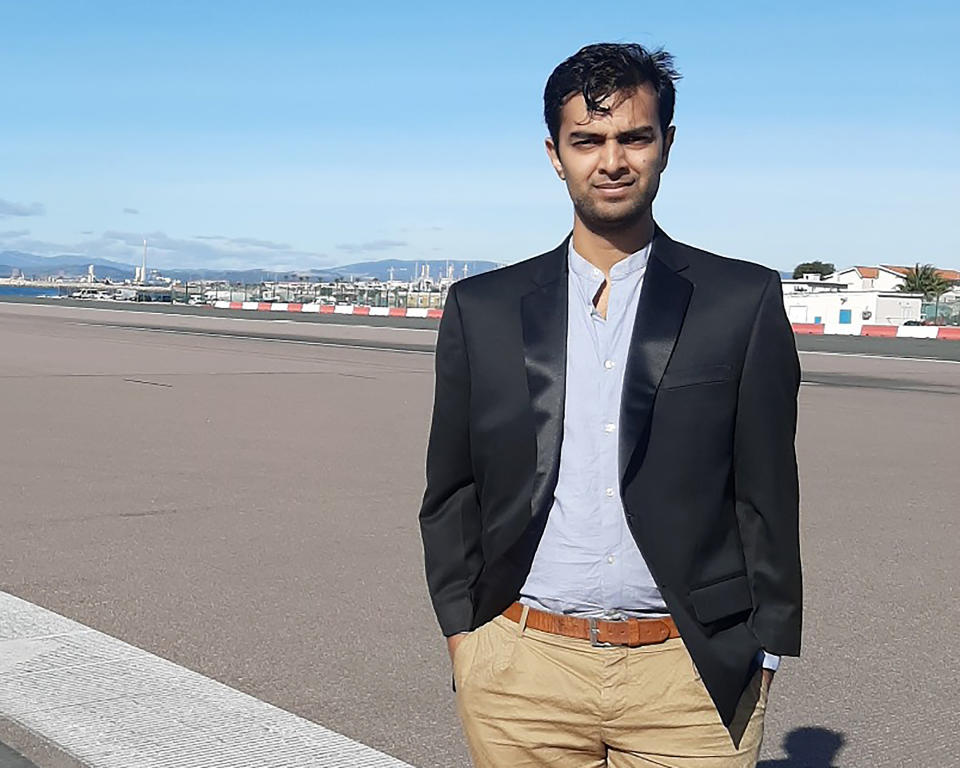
[898,263,951,321]
[898,263,949,298]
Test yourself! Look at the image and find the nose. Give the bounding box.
[598,139,628,178]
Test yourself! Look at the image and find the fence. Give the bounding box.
[921,297,960,325]
[171,281,449,309]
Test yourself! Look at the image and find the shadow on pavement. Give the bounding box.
[759,726,845,767]
[0,741,38,768]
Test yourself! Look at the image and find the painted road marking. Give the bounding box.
[14,301,960,363]
[69,323,960,364]
[798,350,960,365]
[69,323,436,355]
[0,592,414,768]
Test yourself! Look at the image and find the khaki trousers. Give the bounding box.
[453,612,768,768]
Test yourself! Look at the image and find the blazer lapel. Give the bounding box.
[618,229,693,485]
[521,239,569,530]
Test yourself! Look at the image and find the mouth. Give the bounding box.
[594,181,634,193]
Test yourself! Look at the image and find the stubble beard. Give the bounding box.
[570,183,657,236]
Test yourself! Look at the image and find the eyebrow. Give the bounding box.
[568,125,656,141]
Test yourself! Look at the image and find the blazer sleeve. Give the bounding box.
[733,270,803,656]
[418,283,481,636]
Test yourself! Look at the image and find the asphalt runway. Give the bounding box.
[1,302,958,768]
[0,295,442,330]
[4,296,960,360]
[0,742,37,768]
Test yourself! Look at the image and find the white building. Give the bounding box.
[780,269,922,330]
[828,265,906,292]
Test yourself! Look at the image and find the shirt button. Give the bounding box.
[604,360,615,369]
[605,487,615,497]
[607,555,616,564]
[592,267,602,278]
[603,422,616,433]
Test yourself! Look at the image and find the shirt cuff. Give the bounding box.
[757,650,781,672]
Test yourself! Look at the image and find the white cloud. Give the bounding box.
[91,230,330,270]
[195,235,292,250]
[1,228,424,270]
[335,239,407,254]
[0,198,45,217]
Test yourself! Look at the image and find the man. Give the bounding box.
[419,42,801,767]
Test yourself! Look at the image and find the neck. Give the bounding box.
[570,212,654,274]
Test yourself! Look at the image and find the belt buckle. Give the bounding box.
[588,617,602,647]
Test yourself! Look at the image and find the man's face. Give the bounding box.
[546,83,675,231]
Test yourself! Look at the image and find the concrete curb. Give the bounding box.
[0,592,415,768]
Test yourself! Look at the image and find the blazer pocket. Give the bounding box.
[689,572,753,624]
[660,363,735,390]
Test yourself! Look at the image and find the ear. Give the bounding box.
[659,125,676,173]
[545,137,565,180]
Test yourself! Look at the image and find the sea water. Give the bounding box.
[0,285,61,298]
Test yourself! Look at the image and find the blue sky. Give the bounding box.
[1,1,957,272]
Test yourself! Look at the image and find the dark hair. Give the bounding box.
[544,43,681,144]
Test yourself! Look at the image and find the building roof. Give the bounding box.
[882,265,960,282]
[834,266,896,279]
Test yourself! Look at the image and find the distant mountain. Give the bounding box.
[0,251,502,283]
[1,251,135,280]
[162,267,304,283]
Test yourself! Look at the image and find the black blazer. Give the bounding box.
[418,225,802,726]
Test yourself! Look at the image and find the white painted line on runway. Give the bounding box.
[68,323,436,355]
[59,320,960,364]
[0,592,415,768]
[799,350,960,365]
[2,302,438,334]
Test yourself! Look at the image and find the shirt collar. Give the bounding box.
[567,236,653,283]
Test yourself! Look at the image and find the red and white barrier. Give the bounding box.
[210,301,443,319]
[206,303,959,339]
[792,323,960,340]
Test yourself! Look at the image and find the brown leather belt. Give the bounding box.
[502,602,680,647]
